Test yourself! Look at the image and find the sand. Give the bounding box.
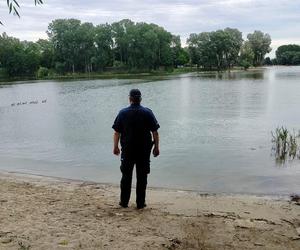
[0,171,300,250]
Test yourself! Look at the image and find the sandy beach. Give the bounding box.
[0,171,299,250]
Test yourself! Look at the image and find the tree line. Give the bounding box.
[274,45,300,65]
[0,18,297,78]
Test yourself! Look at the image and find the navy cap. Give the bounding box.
[129,89,142,98]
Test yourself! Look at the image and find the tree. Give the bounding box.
[171,36,189,67]
[77,22,96,73]
[239,41,254,70]
[276,44,300,65]
[152,24,173,68]
[93,24,113,70]
[47,19,85,73]
[187,32,214,69]
[111,20,173,70]
[246,31,272,66]
[111,19,134,65]
[0,33,40,76]
[36,39,54,69]
[223,28,243,68]
[187,28,243,70]
[263,57,272,65]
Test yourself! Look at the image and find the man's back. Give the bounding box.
[113,104,159,158]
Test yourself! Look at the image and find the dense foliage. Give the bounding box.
[187,29,272,70]
[0,18,276,78]
[246,31,272,66]
[0,33,40,76]
[275,45,300,65]
[46,19,187,73]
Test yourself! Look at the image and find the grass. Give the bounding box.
[271,127,300,163]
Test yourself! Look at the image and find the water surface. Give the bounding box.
[0,67,300,194]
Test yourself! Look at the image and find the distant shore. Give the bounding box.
[0,170,299,249]
[0,66,266,84]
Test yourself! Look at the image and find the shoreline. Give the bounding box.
[0,170,295,199]
[1,170,300,249]
[0,67,266,84]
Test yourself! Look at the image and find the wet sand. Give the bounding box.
[0,171,300,249]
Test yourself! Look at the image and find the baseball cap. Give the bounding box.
[129,89,142,98]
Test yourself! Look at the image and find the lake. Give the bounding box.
[0,66,300,195]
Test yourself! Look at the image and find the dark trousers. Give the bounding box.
[120,159,149,207]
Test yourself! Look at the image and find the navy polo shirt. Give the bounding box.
[112,104,160,157]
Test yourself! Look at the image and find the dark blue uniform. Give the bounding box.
[112,103,160,207]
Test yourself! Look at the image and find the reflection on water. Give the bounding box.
[0,66,300,195]
[197,70,264,80]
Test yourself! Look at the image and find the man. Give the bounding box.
[112,89,160,209]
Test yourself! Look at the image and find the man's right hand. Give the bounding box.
[153,147,160,157]
[113,147,120,156]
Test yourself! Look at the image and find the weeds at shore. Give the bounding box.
[271,127,300,163]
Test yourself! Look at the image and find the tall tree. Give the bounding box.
[187,32,213,69]
[93,24,113,70]
[47,19,83,73]
[111,19,134,65]
[171,35,189,67]
[223,28,243,68]
[77,22,95,73]
[111,20,173,70]
[246,31,272,66]
[36,39,54,69]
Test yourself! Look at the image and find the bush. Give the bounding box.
[239,60,251,70]
[0,68,8,78]
[37,67,49,78]
[55,62,66,75]
[113,60,126,68]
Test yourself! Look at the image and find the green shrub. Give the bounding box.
[37,67,49,78]
[0,68,8,78]
[55,62,66,75]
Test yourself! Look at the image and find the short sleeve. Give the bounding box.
[148,110,160,132]
[112,113,122,133]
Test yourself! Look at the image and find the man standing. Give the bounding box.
[112,89,160,209]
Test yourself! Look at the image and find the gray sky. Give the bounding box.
[1,0,300,57]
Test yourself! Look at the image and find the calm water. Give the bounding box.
[0,67,300,195]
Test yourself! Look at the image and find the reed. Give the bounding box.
[271,127,300,162]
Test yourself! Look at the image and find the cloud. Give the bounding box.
[0,0,299,57]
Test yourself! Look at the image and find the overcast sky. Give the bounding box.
[1,0,300,57]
